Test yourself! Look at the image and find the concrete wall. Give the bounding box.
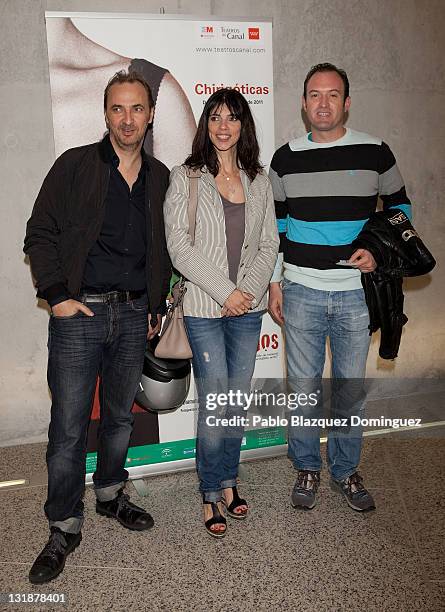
[1,0,444,446]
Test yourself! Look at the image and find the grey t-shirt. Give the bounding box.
[220,193,245,284]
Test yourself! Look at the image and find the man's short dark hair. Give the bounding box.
[104,70,154,110]
[303,63,350,100]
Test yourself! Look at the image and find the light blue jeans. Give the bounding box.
[185,312,263,502]
[283,280,371,481]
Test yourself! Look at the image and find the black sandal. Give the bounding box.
[222,486,248,520]
[203,499,227,538]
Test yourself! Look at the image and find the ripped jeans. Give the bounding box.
[185,312,263,502]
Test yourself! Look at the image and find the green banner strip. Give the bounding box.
[86,426,287,473]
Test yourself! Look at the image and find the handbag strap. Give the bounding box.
[185,167,201,247]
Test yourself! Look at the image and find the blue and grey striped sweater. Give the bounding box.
[269,128,412,291]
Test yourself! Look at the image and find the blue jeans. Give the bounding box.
[283,281,370,481]
[45,295,148,533]
[185,312,263,502]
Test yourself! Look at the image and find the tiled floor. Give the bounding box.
[0,435,444,611]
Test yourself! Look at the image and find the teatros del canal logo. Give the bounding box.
[200,25,215,38]
[221,26,245,40]
[248,27,260,40]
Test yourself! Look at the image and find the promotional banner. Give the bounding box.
[45,13,283,475]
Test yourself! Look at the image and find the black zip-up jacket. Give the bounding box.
[24,137,171,314]
[352,209,435,359]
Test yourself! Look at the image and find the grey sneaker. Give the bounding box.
[291,470,320,510]
[331,472,376,512]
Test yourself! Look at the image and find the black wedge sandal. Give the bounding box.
[203,499,227,538]
[222,486,248,520]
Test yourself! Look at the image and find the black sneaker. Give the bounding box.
[96,489,154,531]
[331,472,376,511]
[29,527,82,584]
[291,470,320,510]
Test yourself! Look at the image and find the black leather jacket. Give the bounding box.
[352,209,435,359]
[24,137,171,314]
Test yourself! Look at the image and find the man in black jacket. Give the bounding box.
[24,71,171,584]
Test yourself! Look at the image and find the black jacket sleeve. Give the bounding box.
[147,155,172,315]
[23,152,72,305]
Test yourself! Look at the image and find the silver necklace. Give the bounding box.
[221,171,240,196]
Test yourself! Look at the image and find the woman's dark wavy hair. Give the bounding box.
[185,88,262,181]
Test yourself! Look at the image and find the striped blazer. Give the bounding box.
[164,164,279,318]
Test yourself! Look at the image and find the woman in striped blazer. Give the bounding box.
[164,89,279,538]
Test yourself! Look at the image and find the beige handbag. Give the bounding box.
[154,168,201,360]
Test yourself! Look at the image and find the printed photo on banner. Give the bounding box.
[45,13,280,470]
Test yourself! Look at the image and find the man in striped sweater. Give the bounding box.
[268,63,412,512]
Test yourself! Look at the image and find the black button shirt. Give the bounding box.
[82,139,148,292]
